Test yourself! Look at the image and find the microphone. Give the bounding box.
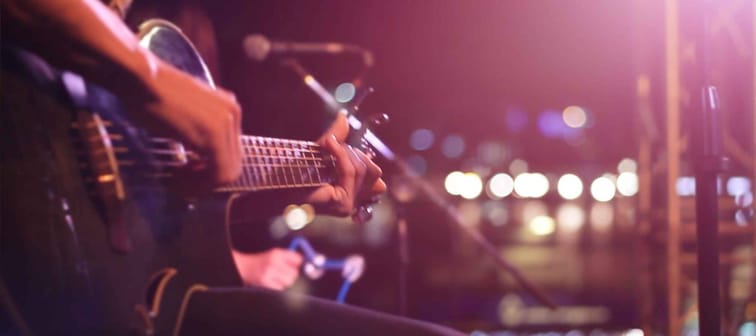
[243,34,373,66]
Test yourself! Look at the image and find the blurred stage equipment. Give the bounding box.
[689,0,729,334]
[244,38,557,311]
[289,236,365,303]
[243,34,374,68]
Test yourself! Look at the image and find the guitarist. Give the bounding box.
[1,0,464,335]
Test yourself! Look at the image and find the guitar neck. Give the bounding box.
[146,134,335,193]
[216,135,335,193]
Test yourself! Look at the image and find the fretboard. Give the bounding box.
[215,135,335,193]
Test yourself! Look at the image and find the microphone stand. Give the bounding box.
[688,1,728,334]
[280,58,557,310]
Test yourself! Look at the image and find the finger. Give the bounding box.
[318,114,349,143]
[352,149,382,199]
[211,112,238,184]
[280,250,303,268]
[212,90,242,184]
[322,135,355,214]
[271,248,303,268]
[346,146,367,204]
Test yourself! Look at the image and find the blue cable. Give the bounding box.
[288,235,360,303]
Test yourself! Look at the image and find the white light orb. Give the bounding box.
[284,205,310,230]
[487,173,514,199]
[557,174,584,200]
[460,172,484,200]
[726,176,751,197]
[513,173,549,198]
[562,105,587,128]
[590,176,616,202]
[444,171,465,196]
[617,172,639,196]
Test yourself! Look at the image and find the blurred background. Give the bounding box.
[130,1,754,334]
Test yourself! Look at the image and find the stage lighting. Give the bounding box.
[409,128,434,151]
[487,173,514,199]
[617,158,638,173]
[444,171,465,196]
[528,215,556,236]
[562,105,587,128]
[334,82,356,103]
[617,172,639,196]
[590,176,616,202]
[460,172,483,200]
[514,173,548,198]
[726,176,751,197]
[557,203,585,233]
[590,203,614,232]
[557,173,584,200]
[441,134,465,158]
[284,204,314,231]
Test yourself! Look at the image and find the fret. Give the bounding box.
[276,139,289,187]
[294,141,306,186]
[267,138,280,188]
[251,138,260,189]
[308,144,322,184]
[241,137,251,188]
[285,139,296,187]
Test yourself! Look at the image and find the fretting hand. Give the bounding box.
[305,114,386,217]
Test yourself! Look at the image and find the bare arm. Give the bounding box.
[2,0,242,184]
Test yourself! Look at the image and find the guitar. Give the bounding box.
[69,19,344,334]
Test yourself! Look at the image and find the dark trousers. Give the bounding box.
[180,286,463,335]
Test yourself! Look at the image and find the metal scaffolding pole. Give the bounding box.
[664,0,682,335]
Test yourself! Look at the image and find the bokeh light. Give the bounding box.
[478,142,508,166]
[557,174,584,200]
[528,215,556,236]
[590,176,616,202]
[562,105,587,128]
[616,172,639,196]
[509,159,528,176]
[505,107,528,133]
[284,204,314,230]
[444,171,465,196]
[460,172,484,199]
[334,82,356,103]
[557,203,586,233]
[726,176,751,197]
[441,134,466,158]
[538,109,568,138]
[514,173,549,198]
[676,176,696,196]
[409,128,435,151]
[521,200,548,225]
[405,155,428,176]
[617,158,638,173]
[590,203,614,232]
[483,201,509,226]
[487,173,514,199]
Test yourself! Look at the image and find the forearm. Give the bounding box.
[2,0,158,103]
